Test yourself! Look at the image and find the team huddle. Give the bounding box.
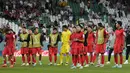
[1,21,128,69]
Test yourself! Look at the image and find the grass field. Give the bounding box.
[0,56,130,73]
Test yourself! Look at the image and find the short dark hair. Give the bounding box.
[53,27,57,31]
[62,25,68,29]
[98,23,104,27]
[88,25,92,29]
[35,27,39,30]
[117,21,122,26]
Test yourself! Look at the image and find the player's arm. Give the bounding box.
[104,30,109,43]
[19,34,24,42]
[27,34,30,47]
[121,29,125,48]
[40,34,44,47]
[93,33,96,44]
[77,34,84,43]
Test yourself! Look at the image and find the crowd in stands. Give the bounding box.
[0,0,130,35]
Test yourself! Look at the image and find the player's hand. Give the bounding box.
[74,39,78,41]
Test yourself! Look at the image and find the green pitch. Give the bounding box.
[0,56,130,73]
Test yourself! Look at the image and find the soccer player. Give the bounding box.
[19,27,29,66]
[33,27,45,66]
[75,25,84,69]
[84,25,95,67]
[57,25,71,66]
[112,21,125,68]
[27,29,37,66]
[124,26,130,64]
[2,29,15,68]
[93,23,109,67]
[70,27,78,69]
[48,28,60,66]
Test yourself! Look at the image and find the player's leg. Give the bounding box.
[53,47,58,65]
[9,55,14,68]
[93,44,100,65]
[2,55,7,67]
[84,53,89,67]
[54,53,57,65]
[13,55,16,64]
[118,53,123,68]
[32,54,37,66]
[37,48,42,65]
[26,53,30,66]
[48,47,53,65]
[100,53,105,67]
[57,53,64,65]
[21,48,26,66]
[65,52,69,66]
[65,45,70,66]
[72,55,74,66]
[21,54,25,66]
[32,48,37,66]
[112,53,118,68]
[90,52,93,63]
[57,46,64,65]
[84,46,89,67]
[124,46,130,64]
[71,55,78,69]
[79,54,84,69]
[107,49,113,64]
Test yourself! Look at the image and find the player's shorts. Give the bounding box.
[28,48,37,55]
[84,46,87,54]
[114,44,123,54]
[95,44,106,54]
[21,47,29,54]
[77,44,84,55]
[34,47,42,54]
[2,45,15,55]
[71,47,78,55]
[60,44,70,54]
[49,47,58,55]
[87,44,93,53]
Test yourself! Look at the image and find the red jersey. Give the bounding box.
[75,32,84,46]
[87,32,95,45]
[114,29,124,46]
[70,33,77,49]
[5,33,15,46]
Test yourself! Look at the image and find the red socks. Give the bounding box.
[54,55,57,63]
[4,59,7,64]
[80,56,84,66]
[74,56,77,66]
[114,54,123,64]
[90,53,93,62]
[13,57,16,63]
[119,54,123,64]
[114,54,118,64]
[49,54,57,63]
[22,55,25,63]
[101,54,105,64]
[85,55,88,64]
[32,56,36,63]
[10,59,14,65]
[93,53,97,63]
[27,55,31,63]
[49,54,52,62]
